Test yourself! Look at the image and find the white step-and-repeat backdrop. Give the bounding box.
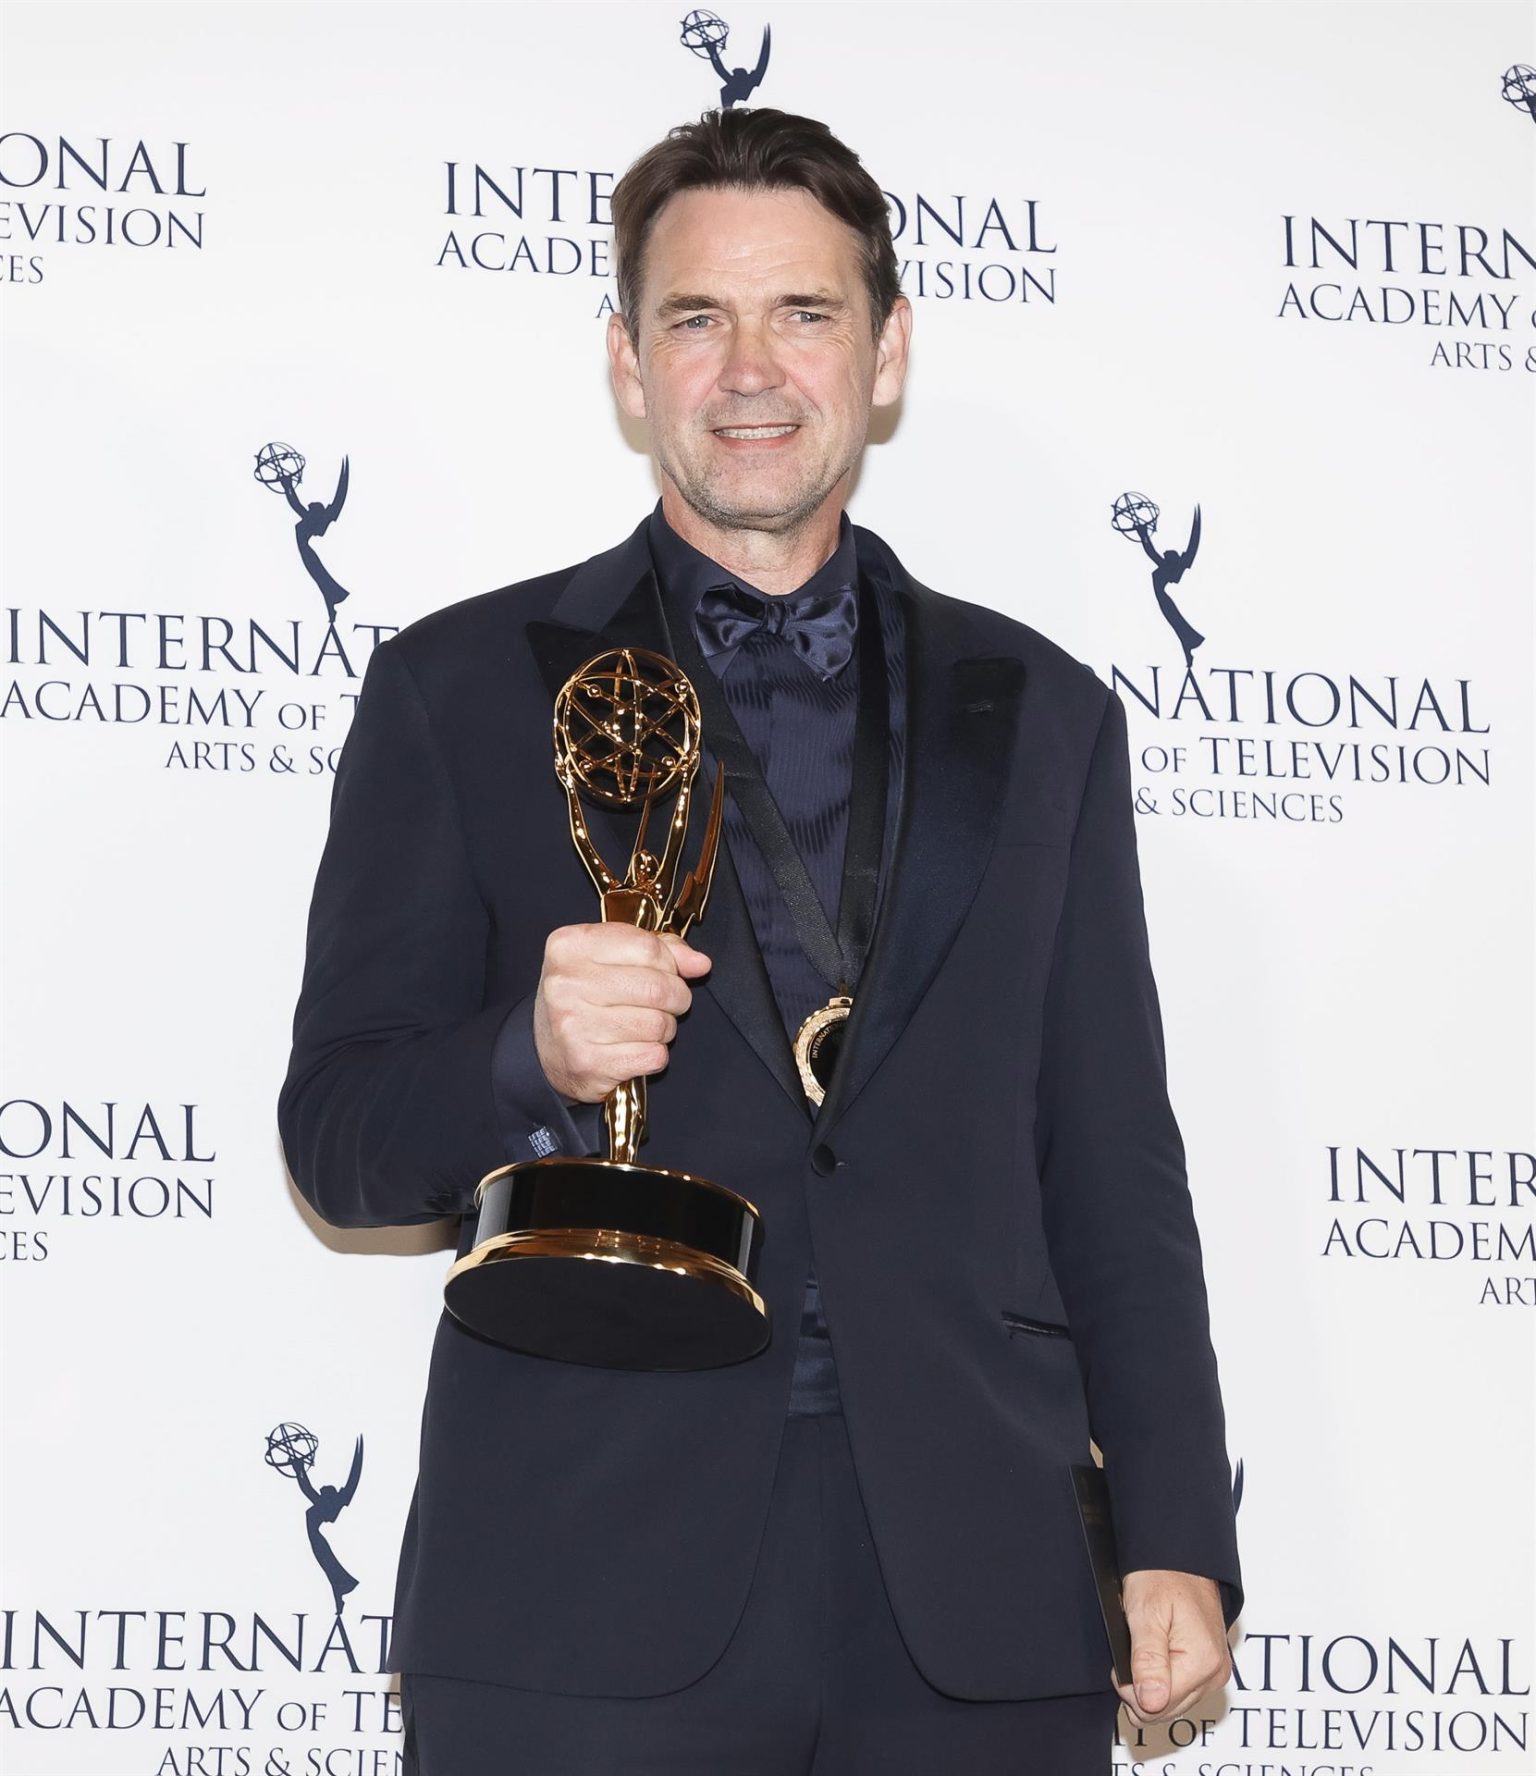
[3,3,1533,1772]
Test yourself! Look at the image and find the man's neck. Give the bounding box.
[659,484,846,598]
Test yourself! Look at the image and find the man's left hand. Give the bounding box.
[1116,1569,1232,1726]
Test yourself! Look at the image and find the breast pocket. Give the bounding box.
[1000,1309,1072,1339]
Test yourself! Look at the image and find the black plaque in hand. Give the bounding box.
[1072,1463,1134,1690]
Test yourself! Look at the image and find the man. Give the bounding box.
[279,107,1241,1773]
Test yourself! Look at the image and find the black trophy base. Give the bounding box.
[443,1156,769,1371]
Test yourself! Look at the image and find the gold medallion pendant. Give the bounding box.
[794,994,853,1108]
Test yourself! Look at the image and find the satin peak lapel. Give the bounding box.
[525,558,671,873]
[812,572,1026,1140]
[525,525,803,1112]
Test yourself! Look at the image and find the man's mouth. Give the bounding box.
[712,424,799,439]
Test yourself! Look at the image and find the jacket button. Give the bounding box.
[811,1143,839,1177]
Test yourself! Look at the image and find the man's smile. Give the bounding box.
[711,423,800,443]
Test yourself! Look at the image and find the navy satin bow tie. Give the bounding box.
[694,580,858,681]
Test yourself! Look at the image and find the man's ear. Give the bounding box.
[607,312,647,420]
[871,295,913,410]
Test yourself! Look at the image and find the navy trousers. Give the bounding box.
[401,1410,1117,1773]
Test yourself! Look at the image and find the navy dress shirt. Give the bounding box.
[647,502,907,1417]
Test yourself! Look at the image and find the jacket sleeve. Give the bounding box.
[1034,688,1243,1627]
[277,639,596,1229]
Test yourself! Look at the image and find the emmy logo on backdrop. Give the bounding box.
[1112,491,1205,669]
[1502,64,1536,123]
[265,1422,364,1618]
[253,441,352,624]
[679,10,771,109]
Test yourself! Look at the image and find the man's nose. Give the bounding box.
[717,320,785,396]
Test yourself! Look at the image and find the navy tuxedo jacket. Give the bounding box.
[278,516,1242,1701]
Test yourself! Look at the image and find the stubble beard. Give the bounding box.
[656,419,867,540]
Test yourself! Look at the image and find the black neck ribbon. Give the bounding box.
[659,567,891,1001]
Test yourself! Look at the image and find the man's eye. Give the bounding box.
[792,311,828,324]
[677,314,713,329]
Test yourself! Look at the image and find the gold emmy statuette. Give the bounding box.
[444,646,770,1369]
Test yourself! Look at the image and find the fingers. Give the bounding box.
[1117,1652,1230,1727]
[545,921,705,968]
[534,924,710,1103]
[585,1042,673,1085]
[1118,1570,1232,1728]
[1125,1631,1173,1723]
[576,964,694,1017]
[659,931,713,977]
[545,923,711,981]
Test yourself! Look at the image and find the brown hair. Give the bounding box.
[611,108,901,339]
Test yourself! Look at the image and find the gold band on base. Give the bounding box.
[445,1223,767,1319]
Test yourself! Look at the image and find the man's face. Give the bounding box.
[607,185,910,536]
